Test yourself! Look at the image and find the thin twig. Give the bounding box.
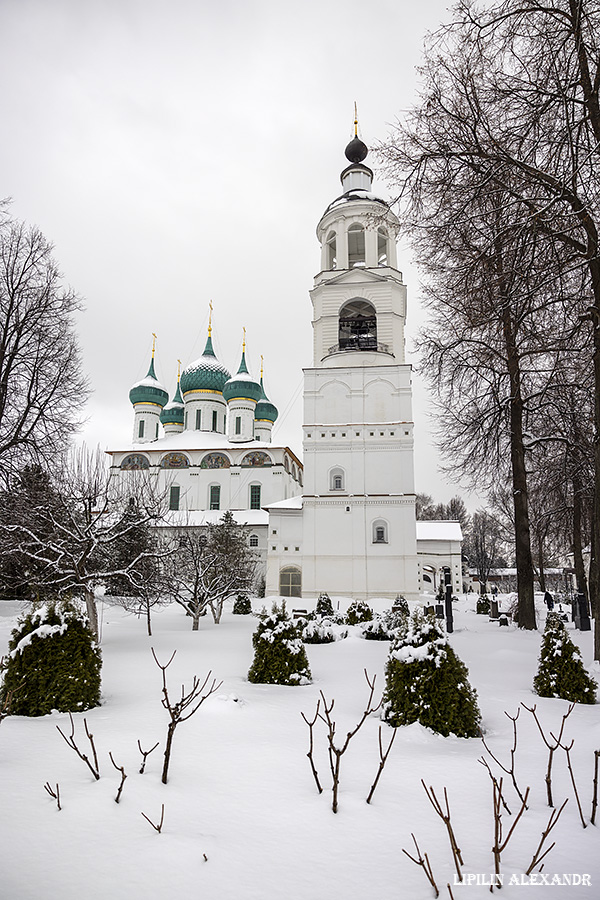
[552,736,586,828]
[141,803,165,833]
[525,798,568,875]
[478,756,511,814]
[402,833,439,898]
[481,708,527,807]
[109,751,127,804]
[137,739,159,775]
[591,750,600,825]
[522,702,574,807]
[56,713,100,780]
[300,699,323,794]
[421,781,464,882]
[366,725,398,804]
[43,782,61,811]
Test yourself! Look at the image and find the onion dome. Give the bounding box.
[345,135,368,163]
[180,332,231,395]
[255,373,278,423]
[223,347,262,403]
[129,356,168,408]
[160,380,184,426]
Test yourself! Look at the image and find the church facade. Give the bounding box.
[107,127,462,600]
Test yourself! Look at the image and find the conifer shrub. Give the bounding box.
[315,593,334,617]
[346,599,373,625]
[533,613,597,704]
[392,595,409,617]
[362,608,408,641]
[302,616,348,644]
[248,602,311,685]
[382,607,481,737]
[233,594,252,615]
[476,596,491,615]
[0,601,102,717]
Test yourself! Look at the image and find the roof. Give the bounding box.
[264,495,304,511]
[161,509,269,528]
[416,521,463,542]
[106,430,301,456]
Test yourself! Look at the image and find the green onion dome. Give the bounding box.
[160,381,185,425]
[255,377,278,422]
[180,333,231,395]
[223,349,262,403]
[129,357,168,408]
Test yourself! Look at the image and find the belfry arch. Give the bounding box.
[338,298,377,351]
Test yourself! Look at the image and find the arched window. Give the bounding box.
[329,467,345,491]
[121,454,150,470]
[291,464,297,480]
[372,519,388,544]
[348,223,365,268]
[284,456,290,473]
[377,227,388,265]
[326,230,337,269]
[280,566,302,598]
[339,299,377,351]
[209,484,220,510]
[249,534,259,548]
[160,452,190,469]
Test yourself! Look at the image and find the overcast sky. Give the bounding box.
[1,0,478,505]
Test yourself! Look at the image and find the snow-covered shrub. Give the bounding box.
[233,594,252,615]
[382,607,481,737]
[346,599,373,625]
[362,608,408,642]
[476,596,491,615]
[0,601,102,717]
[247,602,311,685]
[392,595,409,617]
[302,616,348,644]
[315,593,334,617]
[533,613,597,704]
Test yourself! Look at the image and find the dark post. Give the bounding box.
[575,590,591,632]
[443,566,453,634]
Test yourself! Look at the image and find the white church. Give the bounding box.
[107,127,462,600]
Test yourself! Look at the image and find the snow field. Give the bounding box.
[0,596,599,900]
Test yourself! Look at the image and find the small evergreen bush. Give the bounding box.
[315,593,334,617]
[392,595,409,617]
[346,599,373,625]
[382,607,481,737]
[302,616,347,644]
[232,594,252,615]
[476,596,491,615]
[248,602,311,685]
[0,601,102,717]
[533,613,597,704]
[363,608,408,641]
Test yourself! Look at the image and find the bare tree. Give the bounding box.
[0,447,170,638]
[463,510,505,596]
[379,0,600,649]
[0,208,88,483]
[164,511,257,630]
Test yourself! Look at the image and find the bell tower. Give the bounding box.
[300,119,418,600]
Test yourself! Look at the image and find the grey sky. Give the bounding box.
[1,0,473,503]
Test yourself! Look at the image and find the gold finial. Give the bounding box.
[152,333,157,358]
[242,326,246,353]
[354,101,358,137]
[177,359,181,382]
[208,301,213,336]
[260,354,264,379]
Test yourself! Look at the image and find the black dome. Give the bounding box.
[345,136,368,163]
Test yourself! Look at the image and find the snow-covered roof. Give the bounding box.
[264,495,304,511]
[416,521,463,542]
[161,509,269,528]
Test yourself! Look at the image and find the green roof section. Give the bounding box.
[129,353,168,408]
[255,376,278,423]
[223,347,262,403]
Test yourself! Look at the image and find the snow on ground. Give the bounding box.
[1,595,599,900]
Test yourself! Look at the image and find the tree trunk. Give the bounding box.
[145,599,152,637]
[192,610,200,631]
[84,587,99,641]
[161,722,176,784]
[537,539,546,594]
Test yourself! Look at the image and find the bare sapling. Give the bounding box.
[489,775,530,891]
[300,699,323,794]
[522,702,574,807]
[478,756,511,815]
[525,798,568,876]
[141,803,165,833]
[553,735,586,828]
[592,750,600,825]
[318,669,382,813]
[56,713,100,780]
[421,781,464,883]
[481,708,528,808]
[43,782,61,811]
[109,752,127,803]
[151,648,222,784]
[366,724,398,804]
[402,832,439,898]
[137,739,159,775]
